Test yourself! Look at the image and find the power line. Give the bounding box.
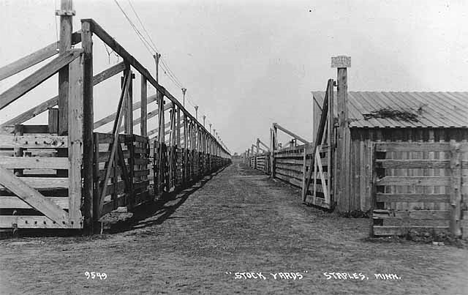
[126,0,160,53]
[113,0,154,56]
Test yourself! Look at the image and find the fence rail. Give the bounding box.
[371,142,468,237]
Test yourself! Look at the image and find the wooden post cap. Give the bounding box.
[331,56,351,68]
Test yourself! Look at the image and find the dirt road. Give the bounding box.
[1,160,467,294]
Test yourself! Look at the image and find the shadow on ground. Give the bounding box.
[107,166,229,233]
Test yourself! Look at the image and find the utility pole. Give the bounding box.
[182,88,187,108]
[154,53,161,81]
[56,0,75,135]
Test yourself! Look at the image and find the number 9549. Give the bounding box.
[85,271,107,280]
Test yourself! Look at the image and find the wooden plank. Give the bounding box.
[0,196,69,209]
[98,150,130,162]
[0,157,68,169]
[1,125,50,134]
[376,193,450,203]
[377,159,451,169]
[140,75,147,136]
[449,141,462,236]
[0,175,70,190]
[0,134,68,149]
[316,151,330,204]
[373,226,449,236]
[48,108,59,134]
[0,49,82,111]
[273,123,309,144]
[0,216,74,229]
[377,176,450,186]
[375,142,453,152]
[123,70,134,134]
[275,173,302,187]
[99,69,130,212]
[68,56,84,224]
[0,166,68,223]
[373,209,450,220]
[82,19,94,231]
[0,42,59,82]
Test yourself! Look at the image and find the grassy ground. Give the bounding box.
[0,160,467,295]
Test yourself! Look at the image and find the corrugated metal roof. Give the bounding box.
[312,91,468,128]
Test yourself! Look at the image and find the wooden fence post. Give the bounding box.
[140,75,147,136]
[450,140,462,237]
[57,0,74,135]
[68,54,83,227]
[333,56,351,212]
[81,19,94,231]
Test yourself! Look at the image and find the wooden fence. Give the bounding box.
[0,18,230,233]
[371,142,468,237]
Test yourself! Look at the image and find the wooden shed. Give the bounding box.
[312,91,468,213]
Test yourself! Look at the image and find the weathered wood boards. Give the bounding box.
[371,141,468,237]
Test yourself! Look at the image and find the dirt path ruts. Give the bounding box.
[0,160,467,294]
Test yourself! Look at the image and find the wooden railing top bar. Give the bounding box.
[84,18,230,156]
[273,123,310,144]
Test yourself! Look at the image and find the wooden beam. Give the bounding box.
[48,108,59,134]
[140,75,147,136]
[81,19,94,231]
[0,49,82,111]
[273,123,309,144]
[124,71,134,134]
[58,0,74,135]
[0,42,58,82]
[99,69,131,212]
[0,61,125,127]
[0,165,68,225]
[68,55,84,224]
[258,138,270,151]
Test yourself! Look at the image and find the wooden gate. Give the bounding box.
[371,142,468,237]
[0,133,82,230]
[302,79,335,209]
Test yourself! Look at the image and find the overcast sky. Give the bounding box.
[0,0,467,154]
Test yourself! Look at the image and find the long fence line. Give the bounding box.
[0,17,230,233]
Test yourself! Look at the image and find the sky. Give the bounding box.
[0,0,467,154]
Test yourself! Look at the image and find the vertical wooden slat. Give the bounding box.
[48,108,59,134]
[450,140,462,237]
[81,20,94,231]
[93,133,100,223]
[58,0,73,135]
[13,125,24,177]
[124,71,134,134]
[140,75,147,136]
[157,90,165,193]
[68,55,83,226]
